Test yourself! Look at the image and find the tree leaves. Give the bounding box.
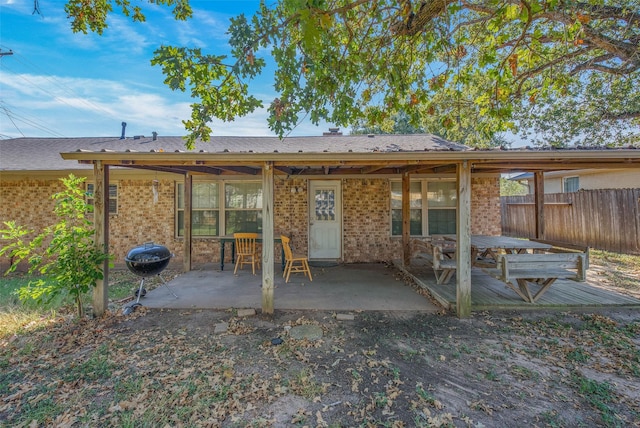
[60,0,639,147]
[0,175,111,318]
[64,0,192,35]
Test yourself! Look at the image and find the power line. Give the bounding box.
[4,50,117,119]
[0,47,126,138]
[2,63,115,120]
[0,103,66,137]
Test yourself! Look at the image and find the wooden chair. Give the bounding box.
[281,235,312,283]
[234,233,260,275]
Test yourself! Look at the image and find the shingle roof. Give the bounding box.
[0,134,468,171]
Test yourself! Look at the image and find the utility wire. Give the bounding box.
[0,46,126,137]
[2,63,114,120]
[1,106,26,137]
[4,50,116,118]
[0,103,66,137]
[32,0,43,16]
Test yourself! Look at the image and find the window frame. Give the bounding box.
[563,176,580,193]
[175,180,263,238]
[390,179,457,237]
[86,182,118,215]
[176,181,220,237]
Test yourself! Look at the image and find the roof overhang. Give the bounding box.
[60,149,640,176]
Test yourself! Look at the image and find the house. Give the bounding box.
[0,133,502,268]
[2,132,639,316]
[510,169,640,194]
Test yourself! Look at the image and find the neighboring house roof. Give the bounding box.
[510,172,533,180]
[0,134,467,171]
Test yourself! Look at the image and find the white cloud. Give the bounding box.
[0,1,335,140]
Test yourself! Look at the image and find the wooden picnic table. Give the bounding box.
[445,235,587,303]
[445,235,553,267]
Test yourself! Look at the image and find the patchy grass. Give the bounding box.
[1,307,639,426]
[0,253,639,426]
[589,250,640,295]
[0,269,175,338]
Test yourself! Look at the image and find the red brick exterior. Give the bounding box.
[1,175,501,269]
[343,178,395,262]
[471,177,502,236]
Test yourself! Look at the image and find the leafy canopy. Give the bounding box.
[64,1,639,148]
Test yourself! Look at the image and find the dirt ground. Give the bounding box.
[2,256,640,427]
[2,301,639,427]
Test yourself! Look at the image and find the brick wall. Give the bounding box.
[1,175,501,269]
[109,179,179,264]
[0,179,63,234]
[0,179,64,270]
[274,178,308,259]
[343,178,398,262]
[471,177,502,236]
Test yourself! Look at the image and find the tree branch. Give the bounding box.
[602,110,640,120]
[571,2,640,25]
[391,0,453,36]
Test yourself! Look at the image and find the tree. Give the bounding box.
[0,175,111,318]
[63,1,639,148]
[351,110,424,135]
[500,177,529,196]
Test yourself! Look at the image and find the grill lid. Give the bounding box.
[125,242,171,263]
[125,242,172,277]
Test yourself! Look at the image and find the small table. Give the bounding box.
[446,235,552,267]
[216,235,284,271]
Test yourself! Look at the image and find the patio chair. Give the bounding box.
[281,235,313,283]
[234,233,260,275]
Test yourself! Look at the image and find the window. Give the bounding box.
[86,183,118,214]
[563,176,579,193]
[391,180,456,236]
[427,182,457,234]
[177,182,219,236]
[176,181,262,237]
[224,182,263,234]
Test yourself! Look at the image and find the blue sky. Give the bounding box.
[0,0,331,139]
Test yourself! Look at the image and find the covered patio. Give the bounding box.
[59,137,640,317]
[131,259,640,313]
[136,262,442,312]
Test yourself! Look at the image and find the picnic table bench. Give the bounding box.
[483,252,587,303]
[412,239,456,285]
[531,239,590,268]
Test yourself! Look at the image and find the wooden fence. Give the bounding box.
[501,188,640,255]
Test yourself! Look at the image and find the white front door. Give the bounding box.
[308,180,342,260]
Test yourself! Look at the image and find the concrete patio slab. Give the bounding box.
[135,263,441,312]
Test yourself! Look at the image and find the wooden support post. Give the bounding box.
[183,173,192,272]
[262,161,275,314]
[402,171,411,266]
[92,161,109,317]
[534,172,545,240]
[456,161,472,318]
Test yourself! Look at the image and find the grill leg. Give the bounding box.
[135,278,146,304]
[158,274,178,299]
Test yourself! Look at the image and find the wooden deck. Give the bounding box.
[396,259,640,312]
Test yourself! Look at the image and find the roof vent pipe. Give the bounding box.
[323,127,342,136]
[120,122,127,139]
[152,131,158,141]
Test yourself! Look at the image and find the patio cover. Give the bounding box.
[58,134,640,317]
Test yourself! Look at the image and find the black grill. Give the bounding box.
[125,242,171,277]
[123,242,177,311]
